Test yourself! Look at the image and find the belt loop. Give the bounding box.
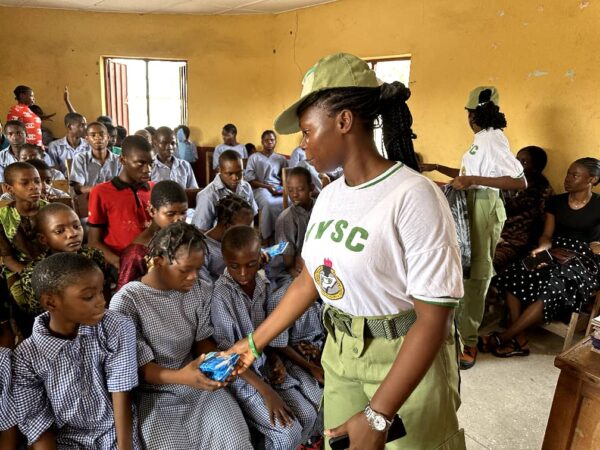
[351,316,366,356]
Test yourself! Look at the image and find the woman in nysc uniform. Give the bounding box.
[226,53,466,450]
[421,87,526,369]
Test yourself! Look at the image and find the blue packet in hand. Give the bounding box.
[198,352,240,382]
[262,242,289,259]
[274,185,284,194]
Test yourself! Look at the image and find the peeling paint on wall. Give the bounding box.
[498,10,505,16]
[528,70,549,77]
[565,69,576,79]
[579,1,590,9]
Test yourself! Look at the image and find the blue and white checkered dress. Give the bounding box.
[110,280,252,450]
[12,310,140,448]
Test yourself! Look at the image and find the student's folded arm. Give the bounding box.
[112,391,134,450]
[87,226,120,269]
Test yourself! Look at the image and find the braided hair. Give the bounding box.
[296,82,420,171]
[574,157,600,186]
[470,89,507,130]
[147,222,207,264]
[215,194,253,226]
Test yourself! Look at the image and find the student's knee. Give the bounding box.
[266,420,303,450]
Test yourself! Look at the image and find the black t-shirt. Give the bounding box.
[545,193,600,242]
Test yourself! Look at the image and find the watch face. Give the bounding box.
[373,415,386,431]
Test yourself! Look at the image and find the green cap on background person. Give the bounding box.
[465,86,499,110]
[274,53,380,135]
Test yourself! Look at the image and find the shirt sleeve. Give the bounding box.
[210,283,242,350]
[0,226,13,257]
[116,246,147,291]
[0,348,16,431]
[244,154,258,183]
[274,210,297,255]
[398,179,464,307]
[191,189,216,231]
[109,289,156,367]
[491,133,525,180]
[13,346,55,445]
[195,281,214,342]
[266,286,289,347]
[212,147,222,170]
[103,312,139,392]
[87,185,107,227]
[246,186,259,215]
[0,166,5,184]
[69,153,87,185]
[6,106,19,122]
[185,162,199,189]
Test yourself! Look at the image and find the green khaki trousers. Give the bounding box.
[457,189,506,347]
[321,307,466,450]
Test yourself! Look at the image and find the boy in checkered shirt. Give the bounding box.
[12,253,140,449]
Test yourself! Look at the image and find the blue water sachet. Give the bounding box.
[262,242,289,259]
[199,352,240,382]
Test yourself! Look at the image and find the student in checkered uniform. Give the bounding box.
[0,342,17,448]
[211,225,318,450]
[202,194,255,283]
[110,221,252,450]
[12,253,140,449]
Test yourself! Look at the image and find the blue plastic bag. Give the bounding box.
[198,352,240,382]
[262,242,289,259]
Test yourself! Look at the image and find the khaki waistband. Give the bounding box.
[324,306,417,340]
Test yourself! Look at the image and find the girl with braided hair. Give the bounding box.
[421,86,527,369]
[110,221,253,449]
[225,53,465,450]
[116,180,188,291]
[202,193,255,282]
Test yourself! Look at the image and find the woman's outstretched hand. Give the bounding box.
[222,337,256,376]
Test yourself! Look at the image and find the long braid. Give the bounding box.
[147,221,208,263]
[379,81,419,171]
[215,194,253,226]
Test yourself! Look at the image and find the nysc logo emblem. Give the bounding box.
[313,258,345,301]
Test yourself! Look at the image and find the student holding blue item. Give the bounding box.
[211,225,318,450]
[175,125,198,163]
[110,221,252,450]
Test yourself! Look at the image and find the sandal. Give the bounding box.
[477,331,502,353]
[492,338,530,358]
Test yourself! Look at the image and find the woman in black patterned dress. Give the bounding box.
[482,157,600,357]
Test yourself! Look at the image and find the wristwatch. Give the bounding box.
[364,404,393,432]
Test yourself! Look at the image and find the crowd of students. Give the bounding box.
[0,51,599,450]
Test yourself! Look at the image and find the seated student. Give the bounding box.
[0,120,26,183]
[0,159,70,202]
[47,112,89,174]
[10,203,108,328]
[175,125,198,163]
[202,194,255,283]
[116,125,127,147]
[269,167,315,286]
[0,325,17,449]
[13,253,140,449]
[110,222,252,450]
[107,124,122,156]
[192,149,258,231]
[18,144,65,180]
[245,142,256,157]
[88,135,154,269]
[150,126,198,189]
[117,180,188,291]
[212,123,248,170]
[482,158,600,357]
[211,225,318,449]
[70,122,121,195]
[493,146,554,274]
[0,162,46,276]
[134,129,153,145]
[245,130,288,242]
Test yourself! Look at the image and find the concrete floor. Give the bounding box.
[457,325,572,450]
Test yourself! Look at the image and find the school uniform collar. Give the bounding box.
[111,177,151,191]
[59,135,87,151]
[222,269,269,302]
[31,312,96,362]
[86,148,118,165]
[213,174,246,195]
[154,154,179,169]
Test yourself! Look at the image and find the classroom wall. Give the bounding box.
[1,0,599,189]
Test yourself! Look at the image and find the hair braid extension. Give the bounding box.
[147,221,208,263]
[215,194,253,226]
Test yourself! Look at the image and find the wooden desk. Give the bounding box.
[543,337,600,449]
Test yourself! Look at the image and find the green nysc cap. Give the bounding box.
[465,86,500,110]
[274,53,380,135]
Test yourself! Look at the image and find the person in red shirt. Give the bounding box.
[88,135,154,269]
[6,86,42,147]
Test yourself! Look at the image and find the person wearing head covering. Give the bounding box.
[225,53,466,450]
[421,87,526,369]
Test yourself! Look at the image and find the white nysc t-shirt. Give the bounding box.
[301,162,464,317]
[460,128,525,190]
